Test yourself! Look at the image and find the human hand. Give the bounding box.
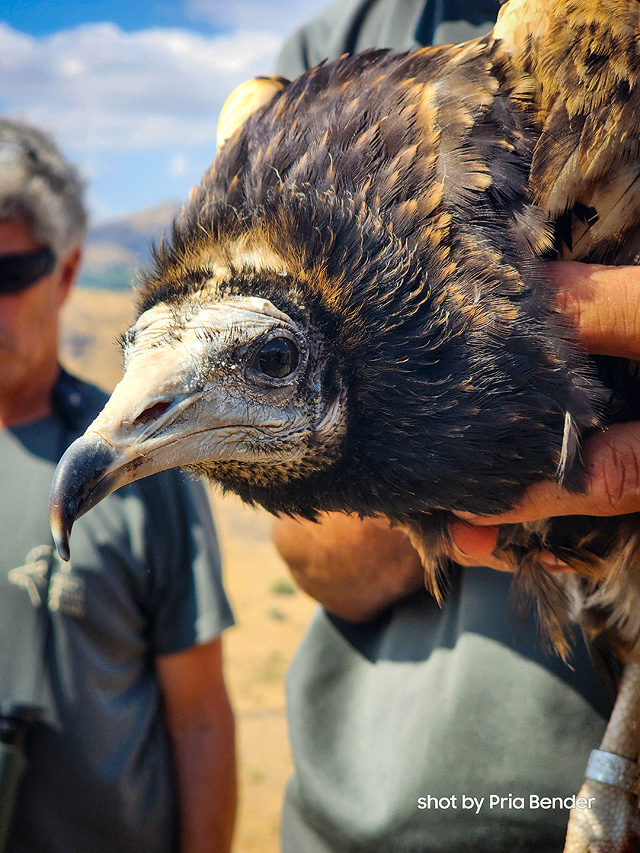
[272,512,425,622]
[449,261,640,569]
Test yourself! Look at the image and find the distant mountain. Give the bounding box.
[78,200,181,290]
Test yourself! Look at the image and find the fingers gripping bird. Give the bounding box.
[51,0,640,848]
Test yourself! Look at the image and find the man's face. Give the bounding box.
[0,220,75,418]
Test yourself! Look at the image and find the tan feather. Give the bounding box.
[216,75,289,151]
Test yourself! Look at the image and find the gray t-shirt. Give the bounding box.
[276,3,610,851]
[283,576,609,852]
[0,371,234,853]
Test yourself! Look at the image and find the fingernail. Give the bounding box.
[539,555,571,572]
[451,542,471,559]
[452,510,481,522]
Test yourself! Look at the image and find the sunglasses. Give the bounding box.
[0,247,55,295]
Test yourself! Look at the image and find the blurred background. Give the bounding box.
[2,2,329,850]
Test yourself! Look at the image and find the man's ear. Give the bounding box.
[57,244,82,306]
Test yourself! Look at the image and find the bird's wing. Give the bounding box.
[491,0,640,262]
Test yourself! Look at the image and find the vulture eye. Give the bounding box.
[254,336,299,379]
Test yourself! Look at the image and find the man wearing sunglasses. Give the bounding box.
[0,119,237,853]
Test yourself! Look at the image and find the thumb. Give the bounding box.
[455,422,640,524]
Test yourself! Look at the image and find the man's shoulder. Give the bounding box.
[276,0,500,78]
[276,0,419,78]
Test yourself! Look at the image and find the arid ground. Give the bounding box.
[60,287,316,853]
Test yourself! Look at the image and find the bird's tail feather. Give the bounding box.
[408,513,576,655]
[510,554,574,661]
[405,512,452,606]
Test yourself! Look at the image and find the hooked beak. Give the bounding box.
[49,340,220,560]
[50,433,139,561]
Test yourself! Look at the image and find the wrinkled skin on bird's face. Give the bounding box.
[114,291,346,477]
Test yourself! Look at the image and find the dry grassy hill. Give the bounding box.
[60,287,316,853]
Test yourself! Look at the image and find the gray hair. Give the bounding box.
[0,118,87,260]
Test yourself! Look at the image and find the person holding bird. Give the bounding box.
[272,259,640,853]
[270,2,640,852]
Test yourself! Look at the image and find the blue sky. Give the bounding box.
[0,1,329,224]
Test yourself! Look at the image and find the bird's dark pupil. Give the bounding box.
[256,337,298,378]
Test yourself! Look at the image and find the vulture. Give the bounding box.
[50,0,640,848]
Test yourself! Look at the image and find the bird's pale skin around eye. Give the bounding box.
[273,262,640,619]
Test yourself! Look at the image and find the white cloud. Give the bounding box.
[168,153,188,176]
[0,21,282,153]
[187,0,328,35]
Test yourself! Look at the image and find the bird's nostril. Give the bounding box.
[131,400,173,428]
